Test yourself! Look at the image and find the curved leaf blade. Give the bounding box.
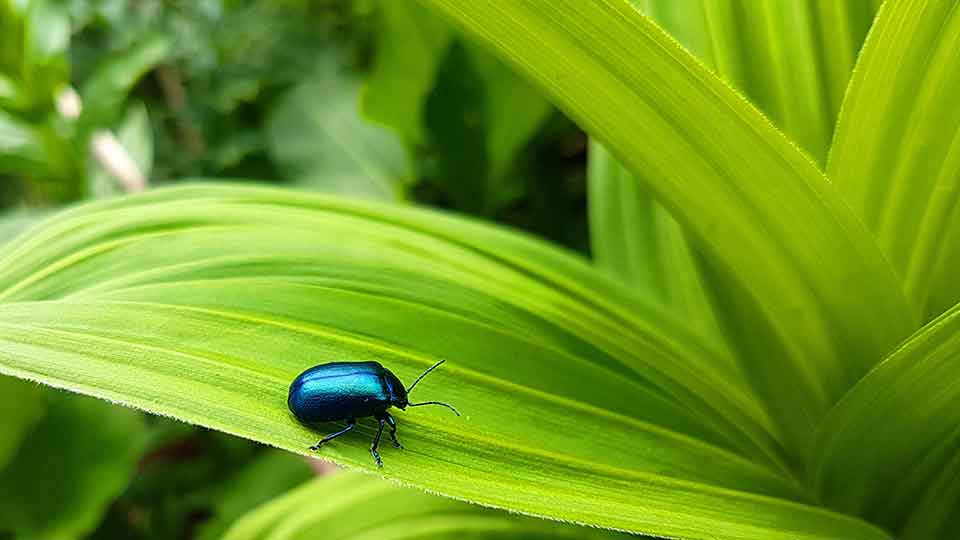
[223,471,628,540]
[0,185,889,540]
[811,301,960,536]
[419,0,913,459]
[828,0,960,322]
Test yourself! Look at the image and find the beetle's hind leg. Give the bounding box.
[384,412,403,449]
[370,416,385,468]
[310,419,356,451]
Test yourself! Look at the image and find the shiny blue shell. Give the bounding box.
[287,361,408,424]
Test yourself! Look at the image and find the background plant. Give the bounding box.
[1,1,959,540]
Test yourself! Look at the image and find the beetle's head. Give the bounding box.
[384,369,408,409]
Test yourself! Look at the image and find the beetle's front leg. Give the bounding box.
[384,412,403,449]
[310,419,356,451]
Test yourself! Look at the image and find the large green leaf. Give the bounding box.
[0,391,147,539]
[828,0,960,322]
[587,141,722,345]
[0,185,890,540]
[588,0,879,353]
[811,301,960,538]
[420,0,913,459]
[223,471,627,540]
[634,1,876,166]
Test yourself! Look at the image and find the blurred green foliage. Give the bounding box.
[0,1,587,538]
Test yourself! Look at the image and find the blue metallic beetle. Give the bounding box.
[287,359,459,467]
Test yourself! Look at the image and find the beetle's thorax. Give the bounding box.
[383,369,408,409]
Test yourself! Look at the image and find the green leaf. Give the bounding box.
[632,0,878,166]
[419,0,913,458]
[0,185,890,540]
[0,391,147,539]
[223,471,627,540]
[268,72,410,200]
[362,0,452,145]
[587,141,722,346]
[588,0,876,350]
[79,34,170,131]
[194,450,313,540]
[0,376,44,472]
[811,301,960,538]
[827,0,960,322]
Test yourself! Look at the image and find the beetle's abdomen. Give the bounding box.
[288,362,391,424]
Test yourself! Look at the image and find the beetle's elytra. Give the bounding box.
[287,359,459,467]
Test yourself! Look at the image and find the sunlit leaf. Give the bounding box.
[827,0,960,322]
[811,301,960,539]
[222,471,627,540]
[0,184,890,540]
[419,0,913,459]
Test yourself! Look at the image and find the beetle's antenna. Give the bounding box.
[407,359,446,394]
[408,401,461,416]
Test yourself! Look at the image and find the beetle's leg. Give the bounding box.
[370,417,385,468]
[309,419,356,451]
[385,412,403,449]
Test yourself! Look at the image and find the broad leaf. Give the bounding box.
[828,0,960,322]
[223,471,627,540]
[420,0,913,459]
[0,185,889,540]
[587,141,722,345]
[811,301,960,538]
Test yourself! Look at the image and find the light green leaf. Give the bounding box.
[0,391,147,539]
[223,471,627,540]
[587,0,879,388]
[362,0,452,145]
[634,0,878,166]
[194,450,313,540]
[811,301,960,538]
[827,0,960,322]
[587,141,722,346]
[420,0,913,458]
[268,73,410,200]
[0,185,890,540]
[0,376,44,472]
